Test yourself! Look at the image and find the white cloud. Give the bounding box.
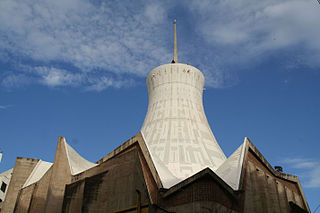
[144,3,165,24]
[283,158,320,188]
[189,0,320,67]
[34,67,84,87]
[86,76,136,92]
[0,105,12,110]
[1,0,319,90]
[1,74,31,88]
[0,0,171,90]
[1,64,136,90]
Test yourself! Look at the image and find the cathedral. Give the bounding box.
[0,22,310,213]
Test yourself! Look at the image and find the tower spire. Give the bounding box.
[172,19,178,63]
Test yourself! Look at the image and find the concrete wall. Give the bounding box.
[243,149,308,213]
[1,157,39,213]
[6,136,91,213]
[14,184,36,213]
[161,174,239,212]
[63,148,150,213]
[12,167,53,213]
[28,168,52,213]
[44,137,72,213]
[1,135,309,213]
[167,201,237,213]
[62,179,85,213]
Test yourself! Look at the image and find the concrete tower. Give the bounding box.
[141,21,226,188]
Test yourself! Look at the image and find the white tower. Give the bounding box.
[141,21,226,188]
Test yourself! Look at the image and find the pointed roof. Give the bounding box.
[162,168,236,198]
[62,138,97,175]
[22,160,53,188]
[215,138,248,190]
[0,168,13,179]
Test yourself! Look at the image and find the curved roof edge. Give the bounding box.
[62,138,97,175]
[81,132,309,212]
[216,139,247,190]
[95,132,163,189]
[22,160,52,188]
[244,137,310,212]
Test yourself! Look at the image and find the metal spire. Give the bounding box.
[172,19,178,63]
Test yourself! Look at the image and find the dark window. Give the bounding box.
[289,201,308,213]
[1,181,7,192]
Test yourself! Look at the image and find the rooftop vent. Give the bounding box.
[274,166,283,172]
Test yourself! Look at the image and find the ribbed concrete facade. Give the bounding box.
[141,63,226,188]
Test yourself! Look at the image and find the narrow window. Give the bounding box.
[1,181,7,192]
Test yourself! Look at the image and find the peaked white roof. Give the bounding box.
[23,160,52,188]
[150,153,183,187]
[0,168,13,179]
[215,139,247,190]
[63,139,97,175]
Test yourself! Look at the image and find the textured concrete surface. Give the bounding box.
[141,63,226,188]
[64,140,97,175]
[22,160,52,188]
[167,201,238,213]
[243,143,309,213]
[14,184,36,213]
[1,157,39,213]
[161,169,239,211]
[63,148,150,213]
[62,179,85,213]
[0,133,310,213]
[44,136,96,213]
[27,167,52,213]
[216,139,247,190]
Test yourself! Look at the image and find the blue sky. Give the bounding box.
[0,0,320,210]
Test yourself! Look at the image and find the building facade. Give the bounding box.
[0,168,12,203]
[0,22,310,213]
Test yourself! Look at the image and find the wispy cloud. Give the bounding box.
[283,158,320,188]
[188,0,320,68]
[86,77,136,92]
[1,65,137,91]
[34,67,84,87]
[0,0,319,90]
[0,0,170,90]
[0,105,12,110]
